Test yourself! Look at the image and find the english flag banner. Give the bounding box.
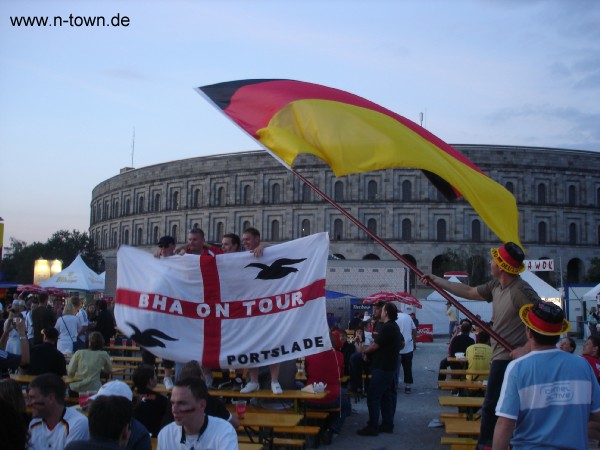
[115,232,331,368]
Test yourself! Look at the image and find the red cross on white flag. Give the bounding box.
[115,232,331,368]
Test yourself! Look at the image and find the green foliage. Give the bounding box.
[2,230,102,283]
[585,257,600,283]
[432,247,488,286]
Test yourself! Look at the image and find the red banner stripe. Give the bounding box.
[200,255,222,367]
[115,279,326,320]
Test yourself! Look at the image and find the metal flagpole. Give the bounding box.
[290,167,513,352]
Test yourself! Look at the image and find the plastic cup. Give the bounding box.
[235,400,247,419]
[79,391,93,409]
[109,337,115,346]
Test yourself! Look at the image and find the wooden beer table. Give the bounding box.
[209,388,327,416]
[444,418,481,436]
[438,380,487,391]
[239,412,303,450]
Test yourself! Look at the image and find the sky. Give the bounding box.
[1,0,599,247]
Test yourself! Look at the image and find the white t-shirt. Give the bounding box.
[157,415,238,450]
[29,406,89,449]
[76,309,89,342]
[396,312,416,355]
[55,315,80,355]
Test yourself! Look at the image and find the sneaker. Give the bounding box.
[271,381,283,395]
[163,377,174,390]
[240,381,260,394]
[356,426,379,436]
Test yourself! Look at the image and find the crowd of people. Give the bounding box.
[1,235,600,449]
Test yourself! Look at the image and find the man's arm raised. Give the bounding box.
[421,274,485,301]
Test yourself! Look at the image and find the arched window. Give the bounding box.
[334,181,344,202]
[216,222,224,241]
[113,200,119,218]
[124,198,131,215]
[104,201,109,219]
[301,219,310,237]
[138,196,144,214]
[112,231,117,248]
[171,225,178,243]
[172,191,179,210]
[367,218,377,239]
[568,185,577,206]
[537,184,546,205]
[272,183,281,203]
[271,220,280,241]
[214,187,224,206]
[367,180,378,201]
[153,226,159,244]
[505,181,514,193]
[243,185,252,205]
[242,221,251,233]
[401,219,412,241]
[193,189,200,208]
[136,227,143,246]
[471,219,481,242]
[402,180,412,201]
[538,222,547,245]
[123,229,129,245]
[302,184,311,202]
[333,219,343,241]
[154,193,161,212]
[569,223,577,245]
[103,231,108,249]
[437,219,447,242]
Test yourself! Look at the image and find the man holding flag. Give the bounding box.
[424,242,540,448]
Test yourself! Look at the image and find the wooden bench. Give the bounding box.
[441,436,478,450]
[443,418,481,436]
[239,435,305,448]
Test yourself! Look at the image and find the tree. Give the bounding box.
[1,230,102,283]
[432,247,488,286]
[585,257,600,283]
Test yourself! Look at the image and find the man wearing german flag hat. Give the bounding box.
[424,242,541,448]
[493,301,600,449]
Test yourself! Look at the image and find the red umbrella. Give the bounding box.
[45,287,68,297]
[363,291,402,305]
[16,284,45,294]
[395,292,423,309]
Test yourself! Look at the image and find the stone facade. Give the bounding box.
[90,145,600,284]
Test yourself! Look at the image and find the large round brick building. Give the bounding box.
[91,145,600,285]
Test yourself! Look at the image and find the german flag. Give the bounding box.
[197,79,521,247]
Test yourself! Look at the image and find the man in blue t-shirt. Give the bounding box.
[494,301,600,450]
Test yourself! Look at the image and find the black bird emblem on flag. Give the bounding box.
[245,258,307,280]
[127,322,178,348]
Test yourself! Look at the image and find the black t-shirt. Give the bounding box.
[133,388,171,437]
[27,343,67,376]
[372,320,402,371]
[449,333,475,356]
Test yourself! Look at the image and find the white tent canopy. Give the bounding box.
[583,283,600,302]
[520,270,561,301]
[40,255,105,291]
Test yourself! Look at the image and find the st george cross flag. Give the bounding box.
[115,232,331,368]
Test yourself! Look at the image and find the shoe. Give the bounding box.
[378,424,394,433]
[240,381,260,394]
[321,428,334,445]
[271,381,283,395]
[163,377,174,390]
[356,426,379,436]
[405,387,412,394]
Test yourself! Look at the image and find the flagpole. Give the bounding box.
[290,168,513,352]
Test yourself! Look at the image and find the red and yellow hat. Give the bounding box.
[490,242,525,275]
[519,302,570,336]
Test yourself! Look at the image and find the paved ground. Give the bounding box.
[324,337,585,450]
[324,340,450,450]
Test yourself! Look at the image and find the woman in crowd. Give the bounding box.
[3,300,26,355]
[68,331,112,394]
[582,335,600,382]
[55,301,80,355]
[0,378,28,423]
[132,364,171,437]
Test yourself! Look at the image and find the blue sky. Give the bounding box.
[1,0,599,246]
